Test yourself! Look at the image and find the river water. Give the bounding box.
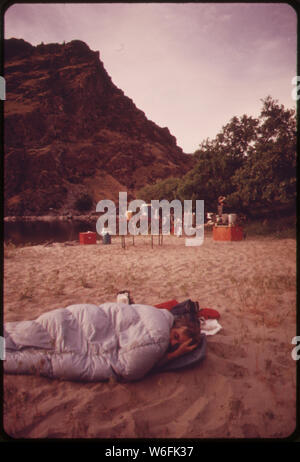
[4,219,99,245]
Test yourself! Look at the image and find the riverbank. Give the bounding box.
[3,234,297,439]
[4,214,97,222]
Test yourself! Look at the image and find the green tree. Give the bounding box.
[137,177,181,202]
[178,113,258,212]
[137,97,296,218]
[229,96,296,215]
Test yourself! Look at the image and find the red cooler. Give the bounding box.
[213,225,243,241]
[79,232,97,245]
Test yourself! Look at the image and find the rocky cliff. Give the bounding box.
[4,38,192,216]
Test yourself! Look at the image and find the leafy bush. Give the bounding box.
[244,215,296,238]
[137,177,181,203]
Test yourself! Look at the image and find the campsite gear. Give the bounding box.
[79,231,97,245]
[213,225,243,241]
[207,212,216,223]
[171,299,200,319]
[200,319,222,336]
[222,214,229,225]
[103,233,111,245]
[154,299,199,319]
[117,293,130,304]
[170,299,201,339]
[117,290,134,304]
[198,308,220,320]
[4,303,173,382]
[228,213,237,226]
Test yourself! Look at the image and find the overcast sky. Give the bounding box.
[4,3,297,153]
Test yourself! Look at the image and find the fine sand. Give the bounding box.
[3,233,297,439]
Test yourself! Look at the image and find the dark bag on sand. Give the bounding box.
[171,299,200,327]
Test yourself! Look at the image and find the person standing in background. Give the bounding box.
[217,196,226,216]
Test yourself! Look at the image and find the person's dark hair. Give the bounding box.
[173,316,201,346]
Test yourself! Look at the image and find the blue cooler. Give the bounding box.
[103,233,111,245]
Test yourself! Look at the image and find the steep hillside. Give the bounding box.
[4,38,192,215]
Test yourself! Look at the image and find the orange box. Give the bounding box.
[79,232,97,245]
[213,225,243,241]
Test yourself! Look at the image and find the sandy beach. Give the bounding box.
[3,232,297,439]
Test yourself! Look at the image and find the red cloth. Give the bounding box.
[198,308,220,320]
[154,300,179,311]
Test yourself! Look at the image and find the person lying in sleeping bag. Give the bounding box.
[4,302,202,382]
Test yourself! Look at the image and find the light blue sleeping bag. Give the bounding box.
[4,303,174,382]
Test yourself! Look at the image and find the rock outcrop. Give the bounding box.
[4,38,192,215]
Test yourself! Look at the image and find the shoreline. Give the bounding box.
[4,214,97,222]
